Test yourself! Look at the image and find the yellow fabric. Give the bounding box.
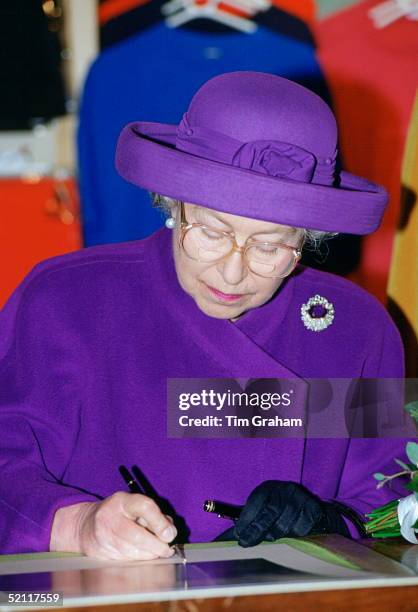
[387,90,418,376]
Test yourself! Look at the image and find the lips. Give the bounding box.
[206,284,246,303]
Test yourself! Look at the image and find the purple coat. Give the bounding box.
[0,229,407,553]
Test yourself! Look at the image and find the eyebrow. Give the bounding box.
[194,207,299,238]
[253,226,299,238]
[194,207,231,229]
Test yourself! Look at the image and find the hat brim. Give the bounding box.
[115,122,388,235]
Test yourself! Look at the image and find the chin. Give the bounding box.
[194,296,249,320]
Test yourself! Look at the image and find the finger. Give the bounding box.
[137,514,174,529]
[124,496,177,543]
[290,502,323,537]
[117,516,175,558]
[88,542,161,561]
[236,482,291,546]
[271,493,321,539]
[237,488,269,531]
[264,532,276,542]
[82,525,158,561]
[237,497,283,547]
[262,486,306,541]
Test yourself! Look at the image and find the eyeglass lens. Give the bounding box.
[182,226,296,277]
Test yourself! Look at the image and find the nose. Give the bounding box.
[217,247,248,286]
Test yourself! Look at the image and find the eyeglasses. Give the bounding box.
[179,203,303,278]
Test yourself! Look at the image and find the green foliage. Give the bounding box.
[406,442,418,466]
[394,458,414,471]
[405,475,418,493]
[368,403,418,541]
[405,401,418,423]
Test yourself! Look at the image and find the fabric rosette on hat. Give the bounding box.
[231,140,321,182]
[115,71,388,235]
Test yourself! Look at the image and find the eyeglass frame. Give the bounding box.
[178,202,304,279]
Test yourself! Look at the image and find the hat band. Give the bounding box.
[176,113,337,186]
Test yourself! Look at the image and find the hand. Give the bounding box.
[50,492,178,560]
[215,481,350,547]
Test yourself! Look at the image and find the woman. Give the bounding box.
[0,72,405,559]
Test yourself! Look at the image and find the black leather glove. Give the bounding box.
[214,480,350,547]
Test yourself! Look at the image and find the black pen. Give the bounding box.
[119,465,145,494]
[204,499,243,521]
[119,465,186,563]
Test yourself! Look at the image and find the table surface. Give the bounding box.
[62,585,418,612]
[1,537,417,612]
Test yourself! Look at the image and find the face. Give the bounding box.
[171,203,303,320]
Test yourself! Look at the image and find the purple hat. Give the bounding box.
[115,72,388,234]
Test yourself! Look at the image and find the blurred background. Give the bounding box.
[0,0,417,373]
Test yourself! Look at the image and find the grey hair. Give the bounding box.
[150,192,338,251]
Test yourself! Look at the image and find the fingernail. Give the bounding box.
[161,526,177,541]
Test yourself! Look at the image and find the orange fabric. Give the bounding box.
[99,0,150,25]
[221,0,316,21]
[270,0,315,23]
[0,177,82,308]
[99,0,315,26]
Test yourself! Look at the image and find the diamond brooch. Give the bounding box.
[301,294,335,332]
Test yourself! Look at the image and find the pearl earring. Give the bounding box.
[165,217,176,229]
